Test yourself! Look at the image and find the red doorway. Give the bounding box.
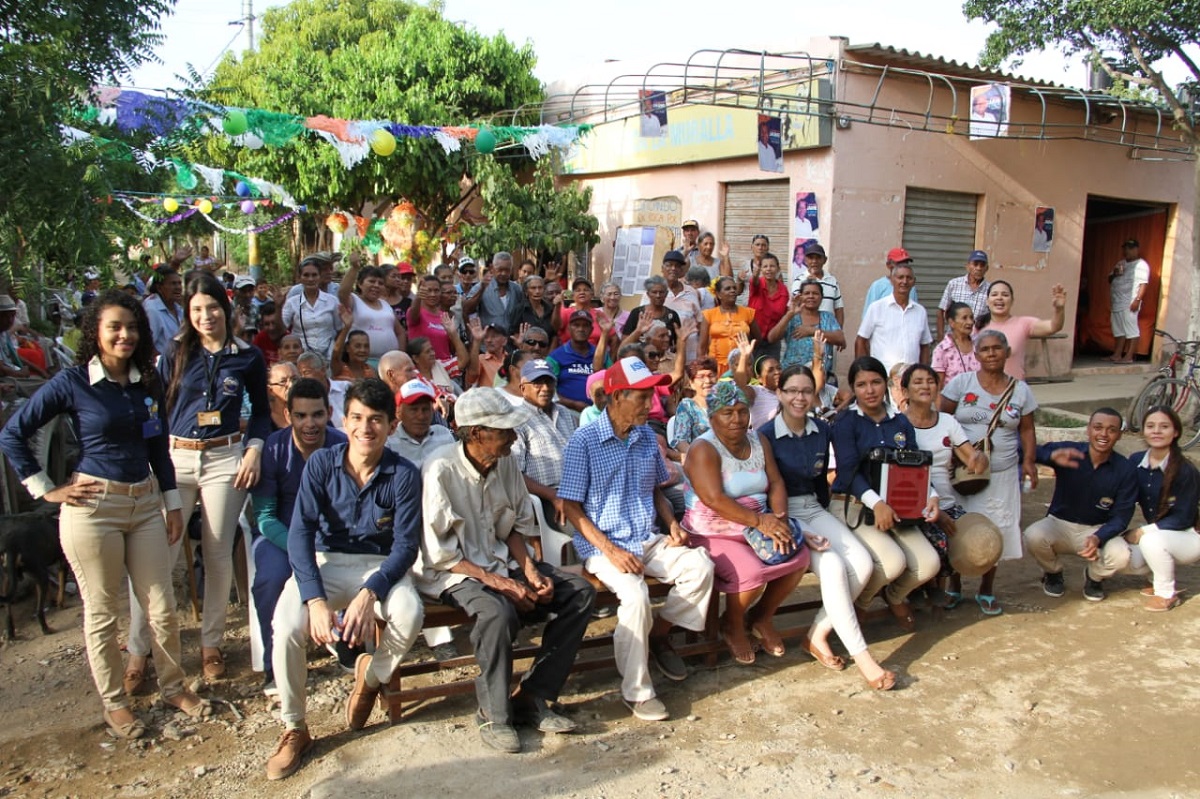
[1075,197,1169,358]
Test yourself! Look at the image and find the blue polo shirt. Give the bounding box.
[1036,441,1137,543]
[0,359,179,507]
[759,415,831,507]
[252,425,347,551]
[547,342,595,405]
[558,410,668,560]
[1129,449,1200,530]
[288,443,422,602]
[830,404,919,507]
[159,337,271,445]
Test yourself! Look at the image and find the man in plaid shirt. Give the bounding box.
[937,249,991,339]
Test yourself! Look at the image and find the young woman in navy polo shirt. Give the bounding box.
[830,356,939,633]
[760,364,895,690]
[0,291,210,737]
[125,273,270,686]
[1126,406,1200,611]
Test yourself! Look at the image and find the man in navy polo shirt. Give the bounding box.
[1023,407,1137,602]
[547,310,596,413]
[250,378,346,696]
[266,379,424,781]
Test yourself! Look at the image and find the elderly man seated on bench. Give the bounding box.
[415,387,596,754]
[558,357,715,723]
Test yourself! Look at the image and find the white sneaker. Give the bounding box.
[624,697,669,721]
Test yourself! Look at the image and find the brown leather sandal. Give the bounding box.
[103,708,146,739]
[201,651,226,680]
[886,598,916,633]
[123,668,147,696]
[864,669,897,691]
[800,630,846,671]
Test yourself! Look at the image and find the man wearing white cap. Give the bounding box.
[386,379,455,467]
[416,387,595,753]
[558,357,714,723]
[512,359,577,530]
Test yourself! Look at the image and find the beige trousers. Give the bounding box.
[1023,515,1131,581]
[61,485,185,710]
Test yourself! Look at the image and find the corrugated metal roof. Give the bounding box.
[845,42,1068,88]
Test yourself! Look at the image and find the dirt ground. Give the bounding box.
[1,460,1198,799]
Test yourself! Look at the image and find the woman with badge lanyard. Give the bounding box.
[0,291,211,738]
[125,273,270,686]
[282,257,341,363]
[831,356,940,633]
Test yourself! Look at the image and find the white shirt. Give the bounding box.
[1111,258,1150,305]
[791,268,844,317]
[857,295,933,376]
[282,290,342,361]
[387,423,455,468]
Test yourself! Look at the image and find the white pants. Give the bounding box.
[272,552,423,727]
[1023,515,1130,581]
[129,442,246,652]
[789,496,873,656]
[1126,527,1200,598]
[585,535,714,702]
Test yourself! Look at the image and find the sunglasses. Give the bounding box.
[524,338,549,347]
[645,351,662,359]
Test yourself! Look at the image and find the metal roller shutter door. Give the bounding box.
[723,180,792,262]
[901,188,979,329]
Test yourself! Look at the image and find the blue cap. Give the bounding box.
[968,250,989,264]
[520,358,556,383]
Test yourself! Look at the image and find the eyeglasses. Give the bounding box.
[779,387,814,398]
[268,377,297,388]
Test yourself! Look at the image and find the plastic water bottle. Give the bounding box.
[1022,475,1033,493]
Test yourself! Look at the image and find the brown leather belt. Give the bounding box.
[171,433,243,451]
[76,474,155,498]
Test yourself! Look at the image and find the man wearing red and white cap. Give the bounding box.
[862,247,920,315]
[559,357,715,723]
[386,379,455,467]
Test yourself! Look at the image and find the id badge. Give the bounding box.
[142,418,163,438]
[197,410,221,426]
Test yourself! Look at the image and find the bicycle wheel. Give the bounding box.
[1131,378,1200,448]
[1128,377,1180,432]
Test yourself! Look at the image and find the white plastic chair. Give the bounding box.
[529,495,576,567]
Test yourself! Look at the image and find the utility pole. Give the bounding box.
[243,0,256,52]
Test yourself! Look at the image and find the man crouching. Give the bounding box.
[416,387,596,753]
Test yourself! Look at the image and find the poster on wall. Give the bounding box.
[1033,206,1055,252]
[639,90,668,138]
[969,83,1011,140]
[794,192,819,240]
[612,226,658,296]
[756,114,783,173]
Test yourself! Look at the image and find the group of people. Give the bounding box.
[0,230,1194,783]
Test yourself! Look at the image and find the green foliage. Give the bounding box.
[0,0,176,283]
[462,157,600,263]
[203,0,543,230]
[964,0,1200,138]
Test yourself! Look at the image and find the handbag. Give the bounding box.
[950,378,1017,496]
[743,518,805,565]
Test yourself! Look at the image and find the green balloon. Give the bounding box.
[177,169,198,190]
[222,110,248,136]
[475,128,496,154]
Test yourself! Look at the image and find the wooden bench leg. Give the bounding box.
[703,594,722,667]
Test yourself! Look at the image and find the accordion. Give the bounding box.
[867,447,933,523]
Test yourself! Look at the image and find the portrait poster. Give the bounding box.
[639,90,668,138]
[969,83,1011,140]
[1033,206,1054,252]
[790,237,819,286]
[756,114,783,173]
[794,192,819,242]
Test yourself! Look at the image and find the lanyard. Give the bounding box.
[202,347,225,411]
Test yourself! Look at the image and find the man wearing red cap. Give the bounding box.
[559,357,715,723]
[862,247,920,315]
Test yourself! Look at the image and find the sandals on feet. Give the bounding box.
[721,625,757,665]
[943,591,964,610]
[749,624,786,658]
[166,694,215,719]
[975,594,1003,616]
[864,669,897,691]
[123,668,147,696]
[800,628,845,671]
[886,597,916,633]
[103,709,146,740]
[202,651,226,680]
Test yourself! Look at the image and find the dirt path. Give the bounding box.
[1,473,1198,799]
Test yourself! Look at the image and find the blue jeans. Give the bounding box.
[251,535,292,676]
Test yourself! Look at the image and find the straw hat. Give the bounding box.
[948,513,1003,577]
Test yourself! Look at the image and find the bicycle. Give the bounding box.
[1126,329,1200,447]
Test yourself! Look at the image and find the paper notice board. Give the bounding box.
[611,226,671,308]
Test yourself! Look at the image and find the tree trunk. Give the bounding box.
[1192,153,1200,341]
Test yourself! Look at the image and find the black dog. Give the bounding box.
[0,508,66,641]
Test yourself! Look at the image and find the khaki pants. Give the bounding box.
[584,535,714,703]
[129,442,245,653]
[1023,515,1131,581]
[272,553,423,727]
[61,484,185,711]
[851,524,940,608]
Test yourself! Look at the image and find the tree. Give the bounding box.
[0,0,176,286]
[963,0,1200,336]
[461,157,600,266]
[202,0,542,239]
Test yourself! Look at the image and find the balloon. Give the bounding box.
[198,199,214,215]
[176,170,198,190]
[475,128,496,154]
[241,200,256,214]
[370,129,396,157]
[162,197,179,213]
[243,133,264,150]
[235,181,251,197]
[222,110,248,136]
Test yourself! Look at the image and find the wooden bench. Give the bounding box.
[385,565,824,718]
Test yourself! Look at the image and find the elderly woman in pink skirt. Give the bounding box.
[681,380,809,665]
